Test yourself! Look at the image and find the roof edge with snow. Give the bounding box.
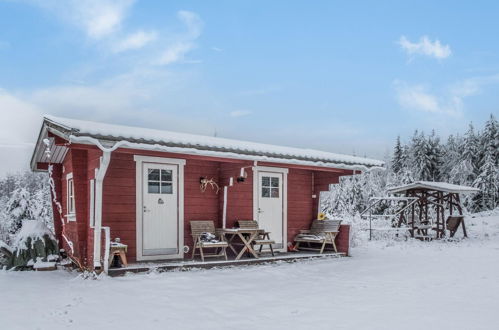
[32,115,384,171]
[387,181,480,194]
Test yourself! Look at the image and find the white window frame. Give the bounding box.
[66,173,76,221]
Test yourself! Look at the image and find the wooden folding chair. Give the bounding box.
[191,221,228,262]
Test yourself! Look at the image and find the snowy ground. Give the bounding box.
[1,214,498,330]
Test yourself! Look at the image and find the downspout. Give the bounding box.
[93,150,111,269]
[69,135,128,271]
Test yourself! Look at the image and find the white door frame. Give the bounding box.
[252,166,288,253]
[134,155,186,261]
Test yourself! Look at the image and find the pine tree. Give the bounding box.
[5,188,32,236]
[441,134,461,181]
[450,124,478,186]
[473,115,499,210]
[427,130,443,181]
[392,136,403,174]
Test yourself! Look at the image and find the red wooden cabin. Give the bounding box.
[31,116,383,271]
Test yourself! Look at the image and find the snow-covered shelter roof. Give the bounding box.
[31,115,384,171]
[387,181,479,194]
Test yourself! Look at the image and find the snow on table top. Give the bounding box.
[44,115,383,168]
[387,181,480,194]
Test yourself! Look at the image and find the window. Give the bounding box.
[148,169,173,194]
[261,176,279,198]
[66,173,76,218]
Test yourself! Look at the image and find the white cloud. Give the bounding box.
[398,35,452,60]
[211,47,223,52]
[113,30,158,53]
[177,10,203,38]
[158,42,195,65]
[156,11,203,66]
[393,75,499,116]
[394,82,444,114]
[28,0,135,40]
[0,90,43,175]
[229,110,252,118]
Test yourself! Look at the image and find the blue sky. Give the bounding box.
[0,0,498,175]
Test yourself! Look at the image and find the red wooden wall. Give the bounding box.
[53,146,351,267]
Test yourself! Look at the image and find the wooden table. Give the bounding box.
[218,228,262,260]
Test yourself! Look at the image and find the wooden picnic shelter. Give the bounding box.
[387,181,479,239]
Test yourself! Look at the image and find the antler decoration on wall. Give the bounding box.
[200,177,220,194]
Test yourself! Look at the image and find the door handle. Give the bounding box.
[258,208,264,214]
[143,206,151,213]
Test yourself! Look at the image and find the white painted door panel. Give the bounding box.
[257,171,284,249]
[142,163,178,256]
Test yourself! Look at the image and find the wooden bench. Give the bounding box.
[237,220,275,256]
[191,221,228,262]
[294,219,342,253]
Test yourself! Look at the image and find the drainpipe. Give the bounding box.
[93,150,111,269]
[68,135,128,271]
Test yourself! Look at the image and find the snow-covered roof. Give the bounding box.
[37,115,384,170]
[387,181,480,194]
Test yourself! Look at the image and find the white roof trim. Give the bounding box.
[387,181,480,194]
[40,115,384,170]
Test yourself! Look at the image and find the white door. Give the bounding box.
[142,162,179,256]
[257,171,284,249]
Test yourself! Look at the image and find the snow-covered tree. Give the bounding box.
[473,115,499,210]
[0,172,53,244]
[392,136,403,174]
[322,114,498,216]
[450,124,478,187]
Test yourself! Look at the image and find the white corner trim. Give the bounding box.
[135,155,185,261]
[252,166,288,253]
[89,179,95,227]
[66,172,73,180]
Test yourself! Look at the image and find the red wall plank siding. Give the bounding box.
[335,224,351,255]
[54,144,352,267]
[287,169,315,245]
[59,148,90,265]
[101,152,137,262]
[183,159,220,253]
[218,162,254,230]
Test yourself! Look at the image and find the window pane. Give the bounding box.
[148,181,160,193]
[161,170,172,182]
[161,182,173,194]
[271,188,279,198]
[271,177,279,187]
[148,169,160,181]
[262,187,270,198]
[262,176,270,187]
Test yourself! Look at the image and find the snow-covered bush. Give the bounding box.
[0,172,53,244]
[9,220,58,269]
